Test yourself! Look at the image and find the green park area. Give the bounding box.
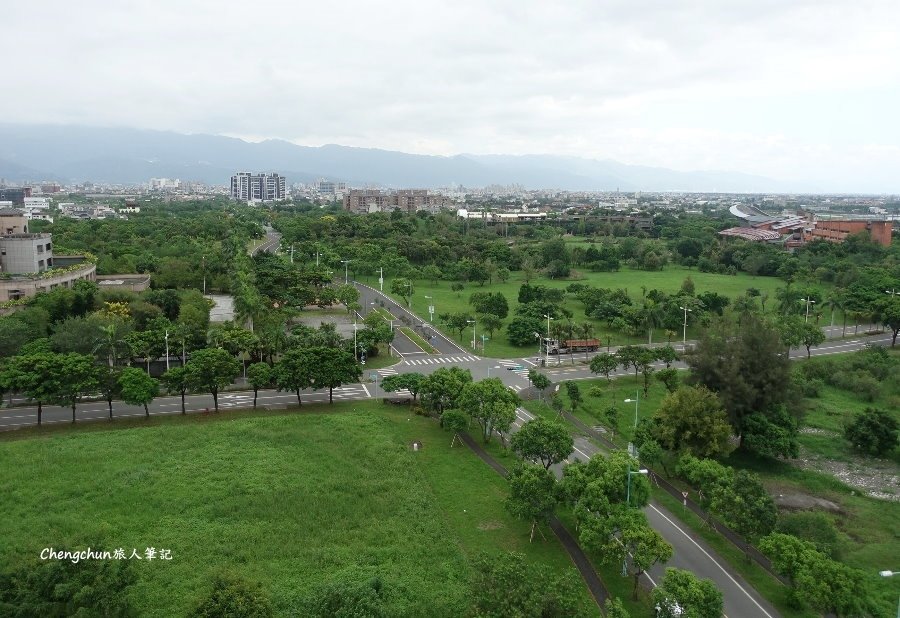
[0,403,598,617]
[540,346,900,617]
[377,265,799,358]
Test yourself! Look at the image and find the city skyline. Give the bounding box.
[1,1,898,192]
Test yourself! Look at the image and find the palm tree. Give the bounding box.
[640,301,664,346]
[93,319,129,367]
[578,322,595,362]
[825,290,845,334]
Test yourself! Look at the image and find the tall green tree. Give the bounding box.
[246,362,273,409]
[274,348,315,406]
[420,366,472,414]
[380,373,425,401]
[306,347,362,403]
[185,348,240,412]
[843,407,899,456]
[527,368,551,400]
[0,352,62,425]
[651,386,733,459]
[50,353,98,424]
[565,380,581,412]
[505,464,560,542]
[458,378,519,443]
[160,366,191,414]
[651,568,723,618]
[118,367,159,419]
[510,418,573,469]
[390,277,414,307]
[590,353,618,382]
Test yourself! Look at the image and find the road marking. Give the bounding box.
[361,384,371,397]
[648,505,776,618]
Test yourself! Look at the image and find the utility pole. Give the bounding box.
[290,244,294,264]
[201,255,206,296]
[379,267,384,292]
[543,314,554,367]
[341,260,350,285]
[679,305,692,350]
[165,330,170,372]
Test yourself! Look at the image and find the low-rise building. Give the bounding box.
[343,189,452,214]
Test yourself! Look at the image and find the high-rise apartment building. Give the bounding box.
[230,172,286,202]
[343,189,452,214]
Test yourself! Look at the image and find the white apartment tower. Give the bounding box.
[230,172,286,202]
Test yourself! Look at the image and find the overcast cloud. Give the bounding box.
[2,0,898,191]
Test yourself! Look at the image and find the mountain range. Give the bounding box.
[0,124,788,193]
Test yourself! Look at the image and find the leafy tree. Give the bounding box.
[0,552,136,617]
[160,366,191,414]
[565,380,581,412]
[420,366,472,413]
[49,353,98,424]
[443,312,473,340]
[759,532,822,585]
[190,573,274,618]
[651,386,733,458]
[335,284,360,312]
[422,264,443,285]
[274,348,314,406]
[603,405,620,438]
[741,407,799,459]
[506,315,544,347]
[390,277,414,307]
[496,266,511,283]
[589,353,618,382]
[510,418,573,469]
[616,345,643,379]
[246,362,273,409]
[186,347,241,412]
[479,313,503,338]
[655,368,680,393]
[604,597,631,618]
[607,511,674,600]
[469,291,509,319]
[469,552,584,618]
[775,512,839,558]
[0,352,62,425]
[306,347,362,403]
[95,365,121,420]
[636,348,657,396]
[380,373,425,401]
[458,378,519,443]
[528,368,551,400]
[843,407,899,456]
[651,568,723,618]
[441,410,469,447]
[709,470,777,558]
[876,297,900,346]
[119,367,159,419]
[506,464,560,542]
[50,316,103,355]
[655,345,679,368]
[799,321,826,358]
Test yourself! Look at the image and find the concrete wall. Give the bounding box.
[0,263,95,302]
[0,234,53,274]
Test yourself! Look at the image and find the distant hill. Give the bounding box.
[0,124,786,192]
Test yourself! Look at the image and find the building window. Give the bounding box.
[38,260,45,270]
[37,244,44,253]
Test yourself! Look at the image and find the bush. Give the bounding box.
[793,375,823,398]
[775,512,840,558]
[844,407,900,456]
[191,573,274,617]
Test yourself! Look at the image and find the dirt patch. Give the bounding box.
[772,492,842,513]
[791,446,900,502]
[477,521,504,531]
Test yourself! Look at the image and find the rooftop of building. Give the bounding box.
[0,208,25,216]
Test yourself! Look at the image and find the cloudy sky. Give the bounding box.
[3,0,899,191]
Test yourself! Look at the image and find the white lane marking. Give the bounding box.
[648,505,776,618]
[521,358,537,366]
[573,447,592,459]
[361,384,371,397]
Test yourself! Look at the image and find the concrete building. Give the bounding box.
[0,208,29,235]
[230,172,286,202]
[0,234,53,273]
[343,189,452,214]
[23,197,51,209]
[0,188,30,205]
[805,219,892,246]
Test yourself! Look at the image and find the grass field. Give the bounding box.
[0,403,598,617]
[367,266,795,358]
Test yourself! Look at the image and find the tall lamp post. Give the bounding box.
[425,295,435,323]
[467,319,477,350]
[879,570,899,618]
[353,318,358,362]
[543,314,554,367]
[164,330,170,372]
[341,260,350,285]
[623,465,649,575]
[679,305,692,350]
[800,297,816,323]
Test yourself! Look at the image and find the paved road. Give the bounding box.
[510,406,780,618]
[355,281,468,355]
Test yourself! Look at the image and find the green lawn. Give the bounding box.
[368,266,793,358]
[0,403,598,617]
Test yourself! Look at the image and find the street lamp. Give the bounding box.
[424,295,435,323]
[467,319,477,350]
[341,260,350,285]
[353,318,358,362]
[164,330,170,372]
[887,289,899,298]
[543,314,554,367]
[800,297,816,323]
[624,392,640,429]
[624,465,649,577]
[487,365,501,378]
[679,305,692,349]
[879,570,899,618]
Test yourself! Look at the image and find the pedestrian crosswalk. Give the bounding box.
[497,359,530,379]
[374,367,411,396]
[401,355,480,366]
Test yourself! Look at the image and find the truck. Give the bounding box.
[545,338,601,355]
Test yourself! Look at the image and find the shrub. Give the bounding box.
[775,511,840,558]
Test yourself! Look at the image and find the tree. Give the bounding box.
[119,367,159,419]
[420,366,472,413]
[655,368,679,393]
[246,362,273,409]
[185,347,240,412]
[655,345,679,368]
[844,407,899,456]
[799,321,826,358]
[379,373,423,401]
[506,464,559,542]
[0,553,136,617]
[458,378,519,443]
[709,470,777,559]
[636,348,657,396]
[651,568,723,618]
[190,573,274,618]
[335,284,360,313]
[506,315,544,347]
[496,266,511,283]
[95,365,121,420]
[422,264,443,285]
[604,598,631,618]
[876,297,900,346]
[469,552,583,618]
[443,312,473,341]
[307,347,362,403]
[590,353,618,382]
[274,348,314,407]
[479,313,503,338]
[510,418,573,469]
[0,352,62,426]
[390,277,414,307]
[603,405,620,438]
[441,409,469,447]
[616,345,643,379]
[651,386,733,459]
[565,380,581,413]
[160,366,191,414]
[606,511,674,600]
[528,369,551,400]
[49,353,98,424]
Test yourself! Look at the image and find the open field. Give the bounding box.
[369,266,799,358]
[0,402,597,617]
